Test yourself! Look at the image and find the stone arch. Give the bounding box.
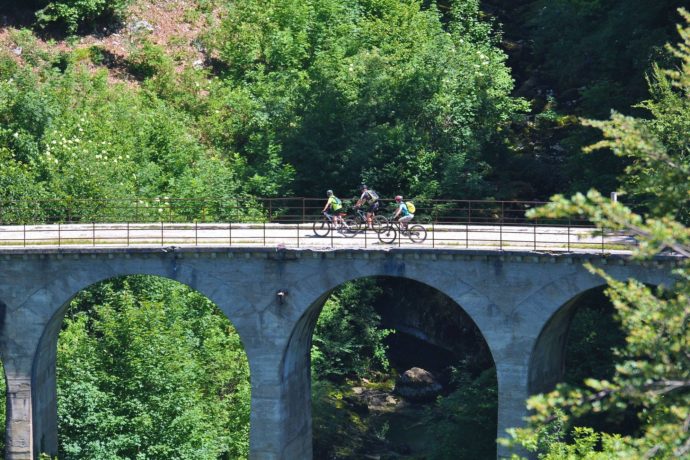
[528,274,664,396]
[30,273,251,458]
[528,265,673,394]
[281,272,498,458]
[528,284,608,395]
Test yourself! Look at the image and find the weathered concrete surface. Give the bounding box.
[0,247,678,459]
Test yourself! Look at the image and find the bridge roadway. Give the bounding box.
[0,243,676,459]
[0,221,636,253]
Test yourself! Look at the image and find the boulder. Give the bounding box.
[394,367,442,402]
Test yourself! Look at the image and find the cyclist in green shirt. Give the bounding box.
[322,190,344,227]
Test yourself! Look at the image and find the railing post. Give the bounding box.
[92,222,95,247]
[533,219,537,251]
[567,222,570,253]
[161,221,164,246]
[229,222,232,246]
[601,227,605,254]
[263,221,266,246]
[432,222,435,248]
[23,223,26,247]
[195,220,198,246]
[500,202,504,251]
[297,221,300,248]
[58,222,61,247]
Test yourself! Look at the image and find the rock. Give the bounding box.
[129,20,154,34]
[192,59,205,70]
[393,367,442,402]
[11,47,22,56]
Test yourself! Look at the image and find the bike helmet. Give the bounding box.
[360,184,367,190]
[327,190,333,196]
[395,195,403,202]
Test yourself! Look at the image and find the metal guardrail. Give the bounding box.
[0,198,636,254]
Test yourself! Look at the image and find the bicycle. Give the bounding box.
[346,206,389,234]
[312,212,352,237]
[377,218,427,244]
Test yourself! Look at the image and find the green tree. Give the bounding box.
[426,366,498,460]
[57,276,251,459]
[503,10,690,458]
[0,41,261,221]
[35,0,132,35]
[205,0,526,198]
[311,279,392,381]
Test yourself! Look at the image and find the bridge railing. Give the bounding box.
[0,198,636,254]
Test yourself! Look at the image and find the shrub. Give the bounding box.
[35,0,131,35]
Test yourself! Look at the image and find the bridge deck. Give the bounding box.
[0,222,636,254]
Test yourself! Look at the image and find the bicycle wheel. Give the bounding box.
[407,224,427,243]
[341,217,358,238]
[312,218,331,237]
[372,215,389,233]
[349,215,365,233]
[377,225,397,244]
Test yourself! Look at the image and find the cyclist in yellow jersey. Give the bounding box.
[322,190,344,227]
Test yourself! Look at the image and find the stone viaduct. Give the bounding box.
[0,246,677,459]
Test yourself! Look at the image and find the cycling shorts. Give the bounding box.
[366,202,380,213]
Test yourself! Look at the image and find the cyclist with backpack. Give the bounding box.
[393,195,414,231]
[322,190,344,227]
[355,184,380,229]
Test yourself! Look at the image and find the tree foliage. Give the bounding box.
[35,0,131,35]
[504,10,690,458]
[426,366,498,460]
[311,279,392,381]
[56,276,251,459]
[204,0,526,198]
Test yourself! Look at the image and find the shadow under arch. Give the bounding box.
[31,274,251,458]
[528,282,633,395]
[284,274,498,459]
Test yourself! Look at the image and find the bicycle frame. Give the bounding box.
[377,219,427,244]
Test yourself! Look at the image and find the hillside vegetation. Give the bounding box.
[0,1,688,459]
